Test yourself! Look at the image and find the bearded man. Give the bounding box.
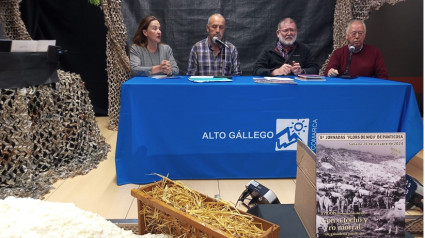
[253,17,319,76]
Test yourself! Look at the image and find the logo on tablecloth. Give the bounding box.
[275,119,309,151]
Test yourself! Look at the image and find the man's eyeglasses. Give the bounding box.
[278,28,296,34]
[350,31,364,37]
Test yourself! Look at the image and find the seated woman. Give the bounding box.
[130,16,179,77]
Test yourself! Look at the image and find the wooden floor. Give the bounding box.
[43,117,423,226]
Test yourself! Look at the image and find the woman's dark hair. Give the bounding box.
[133,16,158,47]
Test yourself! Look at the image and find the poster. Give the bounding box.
[316,133,406,238]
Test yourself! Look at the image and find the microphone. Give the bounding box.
[212,36,229,48]
[340,46,356,79]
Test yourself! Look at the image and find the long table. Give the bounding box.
[115,76,423,185]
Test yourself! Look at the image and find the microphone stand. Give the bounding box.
[340,46,357,79]
[221,44,225,77]
[340,75,356,79]
[212,36,228,77]
[219,39,231,78]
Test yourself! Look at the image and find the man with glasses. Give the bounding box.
[187,13,241,76]
[325,19,388,79]
[253,17,319,76]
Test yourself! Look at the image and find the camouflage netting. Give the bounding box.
[0,0,110,199]
[101,0,130,130]
[0,70,111,199]
[319,0,405,74]
[0,0,30,40]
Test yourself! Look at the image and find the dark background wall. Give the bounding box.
[19,0,423,116]
[20,0,108,115]
[121,0,335,76]
[366,0,423,112]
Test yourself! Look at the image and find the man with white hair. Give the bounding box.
[325,19,388,79]
[253,17,319,76]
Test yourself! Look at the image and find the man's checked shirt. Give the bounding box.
[187,37,241,76]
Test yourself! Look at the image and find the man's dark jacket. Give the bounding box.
[253,41,319,76]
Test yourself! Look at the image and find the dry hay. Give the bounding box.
[139,175,265,238]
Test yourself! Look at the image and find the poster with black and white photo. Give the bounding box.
[315,133,406,238]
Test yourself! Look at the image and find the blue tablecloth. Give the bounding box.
[115,76,423,185]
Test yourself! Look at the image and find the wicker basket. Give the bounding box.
[131,180,279,238]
